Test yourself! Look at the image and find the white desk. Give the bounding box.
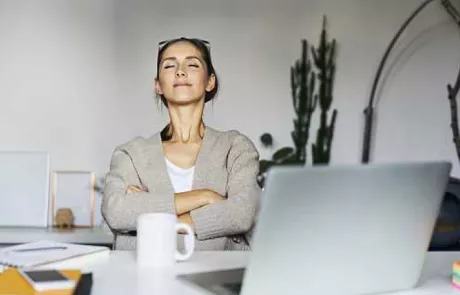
[0,227,113,246]
[42,251,460,295]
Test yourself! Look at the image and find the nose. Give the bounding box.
[176,66,187,78]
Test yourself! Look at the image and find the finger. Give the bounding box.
[127,186,143,192]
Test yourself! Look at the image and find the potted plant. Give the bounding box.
[258,16,338,188]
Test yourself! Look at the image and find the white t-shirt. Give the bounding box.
[165,157,195,250]
[165,157,195,193]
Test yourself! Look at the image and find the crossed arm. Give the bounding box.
[101,134,260,241]
[126,185,224,231]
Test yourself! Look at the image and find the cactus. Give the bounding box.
[290,39,317,164]
[311,16,338,165]
[257,16,338,187]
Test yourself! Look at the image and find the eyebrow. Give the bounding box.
[161,56,202,63]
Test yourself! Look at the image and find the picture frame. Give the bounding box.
[0,151,51,227]
[50,170,96,228]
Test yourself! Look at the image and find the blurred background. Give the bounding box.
[1,0,460,226]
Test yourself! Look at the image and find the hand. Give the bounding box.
[174,189,225,215]
[126,185,148,193]
[201,189,225,205]
[178,213,194,234]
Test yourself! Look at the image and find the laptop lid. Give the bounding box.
[240,161,451,295]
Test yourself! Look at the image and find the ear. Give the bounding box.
[154,79,163,95]
[205,74,216,92]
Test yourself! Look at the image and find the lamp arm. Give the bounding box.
[361,0,438,163]
[441,0,460,26]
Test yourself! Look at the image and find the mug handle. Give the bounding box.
[175,222,195,261]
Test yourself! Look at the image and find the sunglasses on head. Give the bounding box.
[158,37,211,52]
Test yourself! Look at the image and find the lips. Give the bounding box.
[173,82,192,87]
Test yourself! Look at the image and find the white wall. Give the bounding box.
[0,0,117,174]
[0,0,118,225]
[113,0,460,175]
[1,0,460,225]
[296,0,460,174]
[112,0,308,159]
[313,0,460,172]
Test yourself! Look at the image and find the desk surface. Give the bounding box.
[0,226,113,245]
[41,250,460,295]
[48,250,249,295]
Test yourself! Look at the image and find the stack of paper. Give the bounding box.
[0,240,109,269]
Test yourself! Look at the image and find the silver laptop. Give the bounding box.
[178,161,451,295]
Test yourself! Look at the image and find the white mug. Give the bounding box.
[137,213,195,268]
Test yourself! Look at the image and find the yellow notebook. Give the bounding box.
[0,268,81,295]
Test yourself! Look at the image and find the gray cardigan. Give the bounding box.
[101,126,261,251]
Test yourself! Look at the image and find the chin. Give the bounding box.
[167,96,203,106]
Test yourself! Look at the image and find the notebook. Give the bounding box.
[0,268,82,295]
[0,240,109,269]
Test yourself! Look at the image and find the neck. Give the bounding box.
[167,101,205,143]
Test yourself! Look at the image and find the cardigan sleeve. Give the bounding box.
[190,133,261,240]
[101,148,176,231]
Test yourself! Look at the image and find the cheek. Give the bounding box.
[158,74,174,89]
[189,72,208,88]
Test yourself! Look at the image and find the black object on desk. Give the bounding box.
[73,273,93,295]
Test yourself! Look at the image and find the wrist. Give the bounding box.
[200,189,214,205]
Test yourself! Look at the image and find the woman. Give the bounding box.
[101,37,261,251]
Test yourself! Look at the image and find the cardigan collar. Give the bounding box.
[134,126,220,193]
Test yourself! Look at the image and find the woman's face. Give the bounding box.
[155,41,215,106]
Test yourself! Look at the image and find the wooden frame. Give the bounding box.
[50,170,96,228]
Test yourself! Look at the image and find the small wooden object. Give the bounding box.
[55,208,74,229]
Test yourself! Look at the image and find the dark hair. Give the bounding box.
[155,37,219,106]
[156,37,219,141]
